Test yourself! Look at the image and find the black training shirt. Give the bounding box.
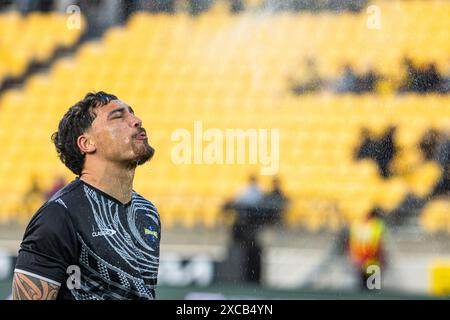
[15,177,161,300]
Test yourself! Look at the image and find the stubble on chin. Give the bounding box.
[133,142,155,166]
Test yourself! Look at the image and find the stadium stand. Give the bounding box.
[0,11,85,86]
[0,0,449,233]
[420,198,450,234]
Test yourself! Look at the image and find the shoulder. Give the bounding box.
[132,192,159,213]
[22,198,76,245]
[29,201,70,227]
[28,179,83,227]
[46,178,84,207]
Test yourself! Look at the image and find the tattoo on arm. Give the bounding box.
[12,272,60,300]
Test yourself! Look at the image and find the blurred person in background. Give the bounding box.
[230,0,245,13]
[223,174,263,245]
[149,0,175,13]
[435,131,450,169]
[222,175,264,283]
[290,58,324,95]
[417,129,450,200]
[335,64,381,94]
[348,207,387,290]
[418,128,450,170]
[334,64,358,93]
[355,67,381,93]
[423,63,443,93]
[429,162,450,198]
[188,0,212,15]
[419,128,441,162]
[375,126,397,178]
[15,0,54,12]
[398,58,443,94]
[0,0,12,11]
[260,177,289,226]
[291,61,381,95]
[229,174,263,205]
[439,64,450,94]
[12,92,160,300]
[354,128,376,160]
[398,58,420,93]
[222,175,289,283]
[354,126,397,179]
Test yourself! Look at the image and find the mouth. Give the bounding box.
[135,130,148,141]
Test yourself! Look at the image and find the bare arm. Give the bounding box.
[12,272,60,300]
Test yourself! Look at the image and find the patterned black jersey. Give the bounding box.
[15,177,161,300]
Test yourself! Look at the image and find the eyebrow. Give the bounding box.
[107,105,134,119]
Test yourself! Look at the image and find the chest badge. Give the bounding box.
[144,226,158,242]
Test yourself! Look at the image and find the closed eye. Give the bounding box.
[107,106,134,120]
[111,111,124,119]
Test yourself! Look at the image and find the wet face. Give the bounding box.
[86,100,154,167]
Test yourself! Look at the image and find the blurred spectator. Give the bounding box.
[387,190,428,227]
[290,58,449,95]
[222,175,264,283]
[229,0,245,13]
[348,207,386,290]
[375,126,397,178]
[45,175,66,200]
[122,0,144,22]
[334,64,358,93]
[223,174,263,246]
[398,58,443,94]
[354,128,376,160]
[222,176,290,283]
[398,58,420,93]
[188,0,212,15]
[430,163,450,198]
[354,126,397,179]
[233,175,263,207]
[267,0,367,12]
[355,67,380,93]
[329,0,367,12]
[435,131,450,169]
[423,63,442,93]
[149,0,175,13]
[78,0,113,38]
[418,128,450,170]
[334,64,381,94]
[290,58,324,95]
[440,73,450,94]
[0,0,12,11]
[15,0,54,13]
[260,177,289,226]
[419,129,441,161]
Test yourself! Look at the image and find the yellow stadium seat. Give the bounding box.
[420,199,450,234]
[406,162,442,198]
[1,4,450,230]
[0,12,85,82]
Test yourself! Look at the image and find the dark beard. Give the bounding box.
[129,143,155,168]
[137,144,155,165]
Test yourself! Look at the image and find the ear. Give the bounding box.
[77,134,96,154]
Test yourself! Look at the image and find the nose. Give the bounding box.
[130,114,142,128]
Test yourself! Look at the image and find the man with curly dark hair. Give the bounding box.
[12,92,160,300]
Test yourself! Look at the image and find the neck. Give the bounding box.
[80,158,135,205]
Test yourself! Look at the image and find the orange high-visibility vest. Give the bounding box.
[349,218,385,268]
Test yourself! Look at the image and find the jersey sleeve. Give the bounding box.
[14,201,78,286]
